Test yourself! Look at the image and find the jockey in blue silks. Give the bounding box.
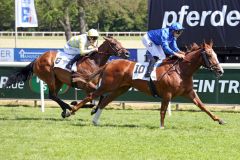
[142,22,186,77]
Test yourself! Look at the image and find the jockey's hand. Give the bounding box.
[178,51,186,55]
[174,52,185,59]
[94,48,98,52]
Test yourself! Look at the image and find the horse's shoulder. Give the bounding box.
[159,58,176,67]
[111,59,133,64]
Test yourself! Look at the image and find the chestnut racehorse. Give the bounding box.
[69,42,225,128]
[4,36,130,118]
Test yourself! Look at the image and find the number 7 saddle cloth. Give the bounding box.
[132,60,163,81]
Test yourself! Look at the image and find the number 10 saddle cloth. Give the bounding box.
[132,60,163,81]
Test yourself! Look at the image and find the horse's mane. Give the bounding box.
[186,41,213,54]
[186,43,201,54]
[164,43,201,64]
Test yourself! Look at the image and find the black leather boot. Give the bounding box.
[145,56,159,77]
[66,54,82,70]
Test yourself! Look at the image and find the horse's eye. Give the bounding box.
[207,53,212,58]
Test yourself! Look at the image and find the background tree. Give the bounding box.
[39,0,75,40]
[77,0,87,34]
[0,0,147,39]
[0,0,14,31]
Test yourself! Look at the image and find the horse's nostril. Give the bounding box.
[217,70,224,77]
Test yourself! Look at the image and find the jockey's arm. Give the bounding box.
[79,40,97,56]
[170,38,186,57]
[161,41,185,59]
[160,40,175,55]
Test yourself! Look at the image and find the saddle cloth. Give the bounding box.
[132,60,162,81]
[54,51,77,72]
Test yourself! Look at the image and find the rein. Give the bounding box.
[97,41,124,56]
[181,49,219,71]
[158,58,181,81]
[106,41,125,56]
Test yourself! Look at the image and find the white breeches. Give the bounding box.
[64,44,80,55]
[142,34,166,59]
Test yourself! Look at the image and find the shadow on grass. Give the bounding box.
[0,117,86,122]
[72,122,159,129]
[175,109,240,114]
[0,104,32,107]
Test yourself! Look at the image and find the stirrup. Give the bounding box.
[145,72,151,77]
[66,64,72,70]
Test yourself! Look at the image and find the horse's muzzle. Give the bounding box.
[215,69,224,78]
[124,51,130,59]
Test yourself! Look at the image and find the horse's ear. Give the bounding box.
[107,35,113,38]
[192,43,199,48]
[202,40,206,48]
[103,36,110,41]
[209,40,213,47]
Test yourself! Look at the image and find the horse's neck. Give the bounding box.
[91,51,110,67]
[181,49,203,76]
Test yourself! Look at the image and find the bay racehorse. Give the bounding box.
[4,36,130,118]
[68,42,225,128]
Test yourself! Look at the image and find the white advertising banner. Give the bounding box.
[0,49,14,62]
[15,0,38,27]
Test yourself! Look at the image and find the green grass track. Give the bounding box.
[0,106,239,160]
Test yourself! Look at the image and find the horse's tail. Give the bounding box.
[4,60,35,87]
[87,65,107,82]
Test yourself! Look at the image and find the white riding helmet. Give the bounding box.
[87,29,99,37]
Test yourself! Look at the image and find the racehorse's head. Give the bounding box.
[101,36,130,59]
[201,41,224,78]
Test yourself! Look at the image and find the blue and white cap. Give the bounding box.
[169,22,185,31]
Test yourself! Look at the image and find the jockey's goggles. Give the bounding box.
[175,30,183,35]
[88,36,98,40]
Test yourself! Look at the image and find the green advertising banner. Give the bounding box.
[29,75,69,94]
[0,67,239,104]
[0,67,76,100]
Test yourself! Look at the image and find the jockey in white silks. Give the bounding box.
[142,22,186,77]
[64,29,99,70]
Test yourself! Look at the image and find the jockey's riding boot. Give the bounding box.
[145,56,159,77]
[66,54,82,70]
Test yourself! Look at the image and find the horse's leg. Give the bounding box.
[186,90,226,125]
[160,98,170,129]
[48,78,72,118]
[33,52,71,117]
[92,87,130,125]
[69,94,94,115]
[70,80,98,108]
[91,95,104,115]
[70,83,109,115]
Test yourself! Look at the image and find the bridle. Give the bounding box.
[106,40,126,56]
[92,40,126,58]
[200,50,219,71]
[157,48,221,81]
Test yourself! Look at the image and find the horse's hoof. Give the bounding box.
[92,120,99,126]
[91,108,97,115]
[61,112,66,118]
[70,101,78,106]
[219,119,226,125]
[160,126,165,129]
[65,111,72,117]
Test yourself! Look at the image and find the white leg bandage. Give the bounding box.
[92,109,102,126]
